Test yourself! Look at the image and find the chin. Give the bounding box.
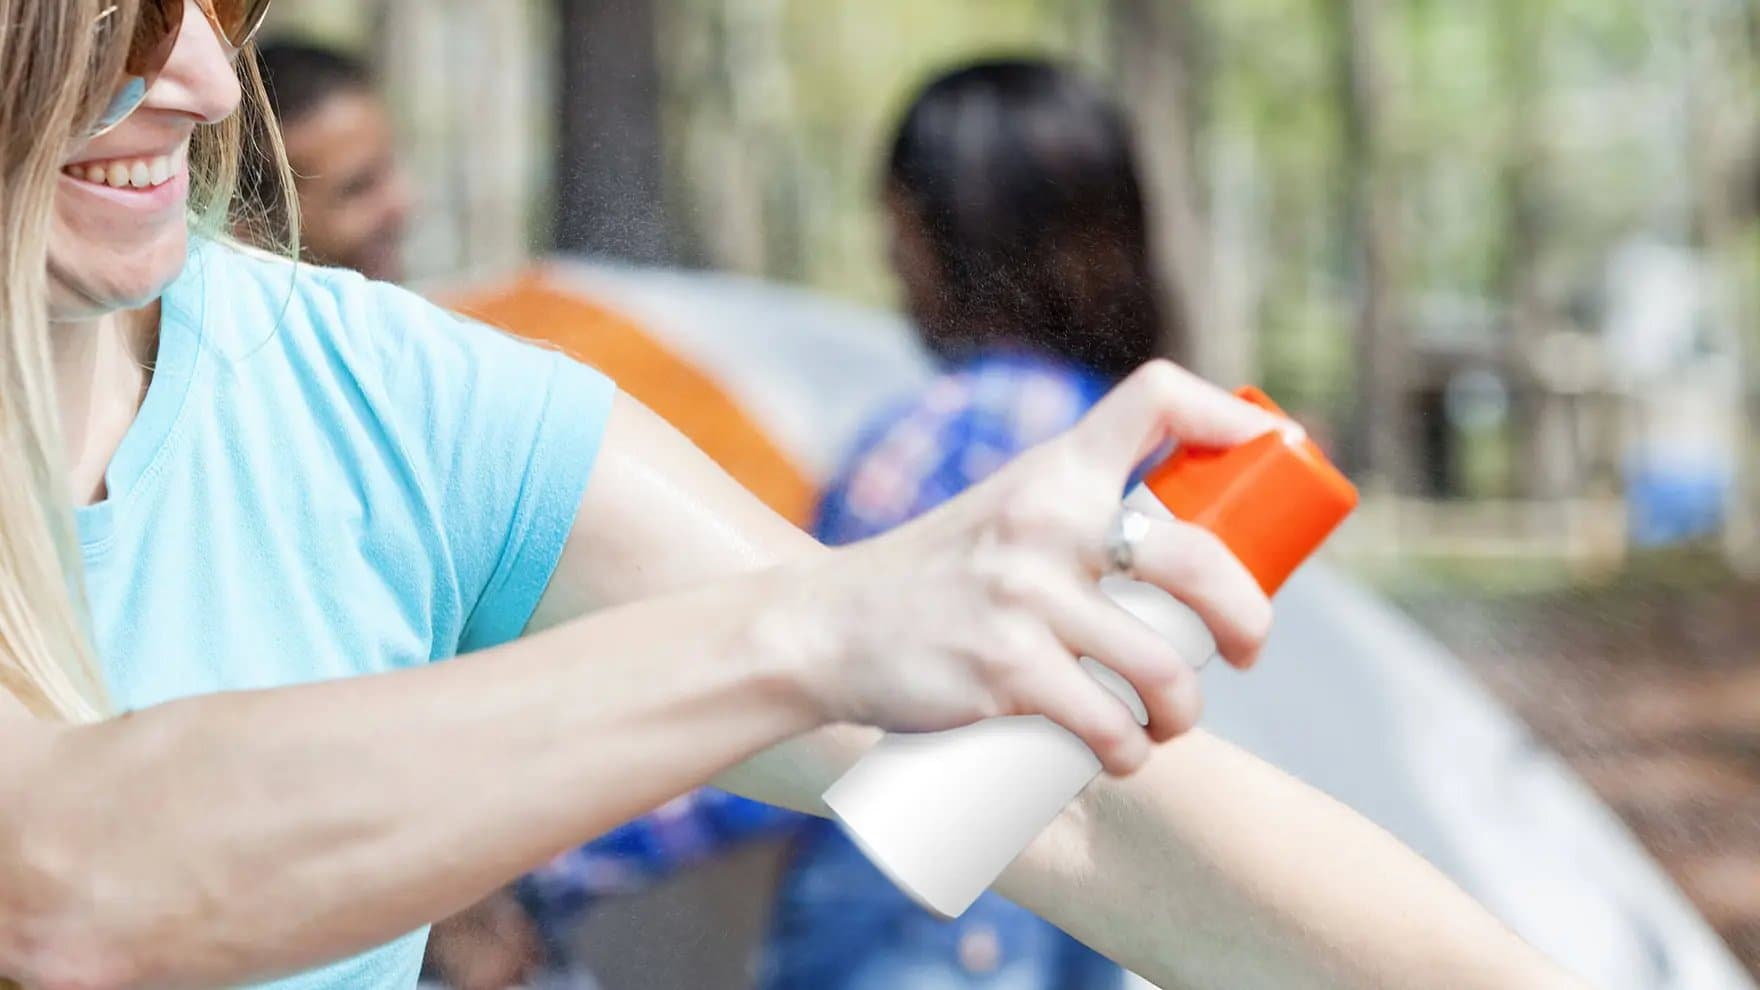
[47,223,191,321]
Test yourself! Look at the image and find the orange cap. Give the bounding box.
[1143,387,1359,596]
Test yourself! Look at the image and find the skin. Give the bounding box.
[49,0,236,507]
[2,7,1583,990]
[278,88,414,282]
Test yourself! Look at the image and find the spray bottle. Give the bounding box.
[821,387,1360,919]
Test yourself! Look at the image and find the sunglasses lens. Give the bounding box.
[127,0,184,77]
[90,0,182,137]
[210,0,274,49]
[88,0,272,138]
[91,76,150,136]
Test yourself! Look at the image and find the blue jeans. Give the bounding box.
[757,821,1123,990]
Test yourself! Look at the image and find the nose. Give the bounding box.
[142,1,241,126]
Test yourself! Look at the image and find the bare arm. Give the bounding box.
[0,564,815,990]
[0,371,1573,990]
[543,392,1576,989]
[0,378,1240,989]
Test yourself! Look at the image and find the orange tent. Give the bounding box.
[443,270,821,526]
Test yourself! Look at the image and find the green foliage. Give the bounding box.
[271,0,1760,466]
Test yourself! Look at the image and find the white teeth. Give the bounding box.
[65,150,181,190]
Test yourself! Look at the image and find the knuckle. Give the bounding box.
[1137,359,1185,402]
[985,561,1051,611]
[996,488,1080,545]
[977,617,1040,677]
[971,547,1061,610]
[1135,648,1185,691]
[1085,715,1130,759]
[967,544,1014,589]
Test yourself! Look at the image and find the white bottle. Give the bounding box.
[822,389,1358,919]
[822,493,1212,919]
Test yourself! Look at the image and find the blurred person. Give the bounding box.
[241,40,413,280]
[245,41,805,989]
[0,6,1580,989]
[758,59,1167,990]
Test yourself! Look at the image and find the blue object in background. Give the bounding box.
[1626,461,1729,547]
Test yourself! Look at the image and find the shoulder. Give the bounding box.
[173,239,593,411]
[174,239,466,361]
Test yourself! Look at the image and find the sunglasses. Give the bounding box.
[90,0,273,137]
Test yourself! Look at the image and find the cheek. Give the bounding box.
[46,184,190,317]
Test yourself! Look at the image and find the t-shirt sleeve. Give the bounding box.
[368,280,616,654]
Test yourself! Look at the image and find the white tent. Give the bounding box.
[1207,566,1751,990]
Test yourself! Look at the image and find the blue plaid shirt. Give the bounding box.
[515,789,799,947]
[815,351,1111,544]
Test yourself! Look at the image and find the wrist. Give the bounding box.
[730,561,844,733]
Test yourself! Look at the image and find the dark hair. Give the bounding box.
[254,40,373,126]
[885,59,1177,380]
[236,40,374,231]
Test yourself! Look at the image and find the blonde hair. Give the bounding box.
[1,6,296,722]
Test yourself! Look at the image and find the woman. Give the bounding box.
[762,60,1175,990]
[0,4,1574,990]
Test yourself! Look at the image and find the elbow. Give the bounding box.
[0,722,171,990]
[0,865,146,990]
[0,907,144,990]
[6,950,141,990]
[0,820,145,990]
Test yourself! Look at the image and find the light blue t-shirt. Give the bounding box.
[77,241,615,988]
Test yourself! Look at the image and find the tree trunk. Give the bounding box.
[554,0,671,263]
[1497,0,1566,500]
[1111,0,1238,379]
[1338,0,1411,492]
[373,0,540,280]
[1683,0,1760,570]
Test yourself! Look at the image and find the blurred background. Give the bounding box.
[260,0,1760,986]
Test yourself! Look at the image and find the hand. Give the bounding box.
[423,889,546,990]
[776,360,1284,777]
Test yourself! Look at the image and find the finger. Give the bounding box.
[1065,361,1283,478]
[1132,518,1273,670]
[1040,583,1205,743]
[1006,637,1153,776]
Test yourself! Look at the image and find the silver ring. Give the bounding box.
[1105,508,1153,578]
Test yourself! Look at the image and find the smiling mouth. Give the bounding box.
[62,144,188,192]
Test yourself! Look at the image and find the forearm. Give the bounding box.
[553,392,1574,988]
[718,724,1571,989]
[997,730,1578,989]
[0,575,813,990]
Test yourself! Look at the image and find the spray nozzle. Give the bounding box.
[1144,387,1359,597]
